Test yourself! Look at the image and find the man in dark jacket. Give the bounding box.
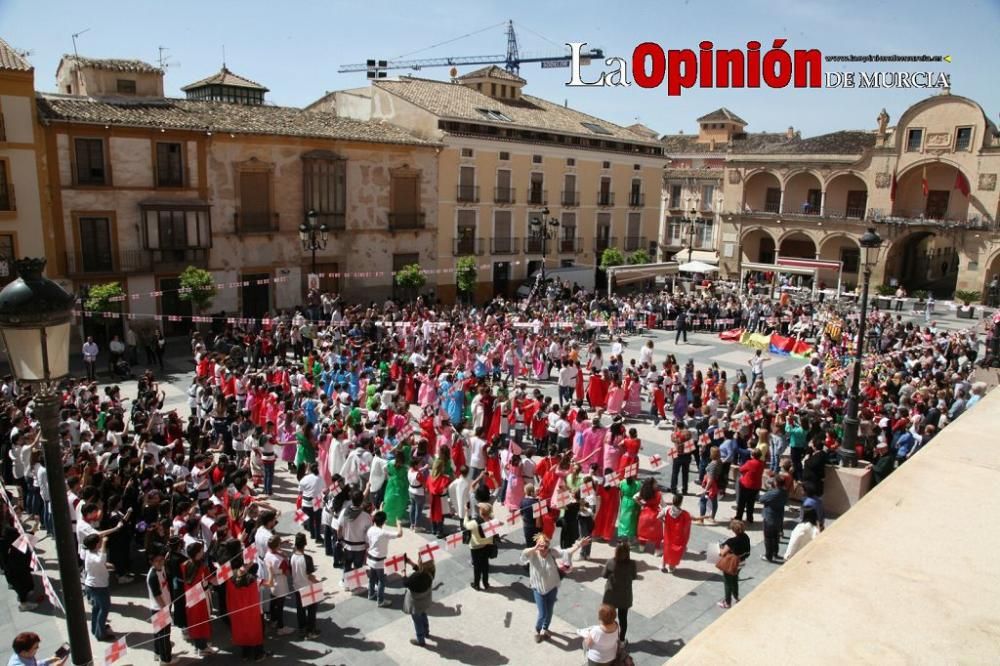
[758,475,788,562]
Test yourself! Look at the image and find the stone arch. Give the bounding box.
[981,249,1000,306]
[882,230,958,297]
[742,170,782,213]
[777,230,817,259]
[782,171,823,215]
[825,172,869,218]
[892,159,973,221]
[740,227,778,264]
[819,233,861,287]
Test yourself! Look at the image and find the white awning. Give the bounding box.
[673,248,719,264]
[678,261,720,274]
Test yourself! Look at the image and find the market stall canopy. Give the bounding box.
[608,261,680,285]
[677,261,719,274]
[674,248,719,264]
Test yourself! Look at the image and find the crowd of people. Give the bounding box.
[0,278,990,665]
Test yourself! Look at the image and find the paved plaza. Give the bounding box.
[3,311,979,665]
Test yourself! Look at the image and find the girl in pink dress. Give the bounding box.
[504,454,528,512]
[418,374,438,410]
[605,381,625,416]
[624,373,642,417]
[602,422,626,475]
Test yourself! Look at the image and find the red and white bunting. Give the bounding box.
[536,497,550,513]
[605,472,620,485]
[104,637,128,665]
[385,554,407,574]
[505,509,520,526]
[151,606,171,632]
[345,567,368,590]
[299,582,325,607]
[42,575,64,611]
[623,462,639,478]
[418,541,441,562]
[648,455,663,469]
[552,489,572,509]
[12,533,31,553]
[185,583,207,608]
[482,519,502,537]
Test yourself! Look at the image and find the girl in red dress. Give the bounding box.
[181,542,217,656]
[226,563,265,660]
[617,428,642,476]
[660,493,692,573]
[592,467,620,541]
[426,458,452,537]
[636,477,663,551]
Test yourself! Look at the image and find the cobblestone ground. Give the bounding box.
[9,311,975,665]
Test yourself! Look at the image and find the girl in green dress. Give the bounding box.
[381,443,411,526]
[616,473,641,544]
[295,422,317,480]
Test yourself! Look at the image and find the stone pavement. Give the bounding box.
[7,307,980,665]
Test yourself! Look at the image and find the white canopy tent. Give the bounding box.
[677,260,719,274]
[606,261,679,296]
[740,261,818,298]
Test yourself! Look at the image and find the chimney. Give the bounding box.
[709,139,716,151]
[786,126,795,140]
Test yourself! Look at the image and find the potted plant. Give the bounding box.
[910,289,928,312]
[874,284,895,310]
[954,290,981,319]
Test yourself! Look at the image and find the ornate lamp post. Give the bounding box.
[839,227,883,467]
[683,196,701,262]
[530,207,560,284]
[0,258,91,665]
[298,209,329,277]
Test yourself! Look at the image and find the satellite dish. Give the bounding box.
[449,67,458,78]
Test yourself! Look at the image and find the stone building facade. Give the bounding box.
[36,55,438,336]
[313,66,667,301]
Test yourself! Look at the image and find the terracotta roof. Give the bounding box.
[374,77,661,145]
[0,37,32,72]
[696,108,746,124]
[625,122,659,139]
[747,130,877,155]
[59,55,162,74]
[36,94,436,146]
[660,132,788,155]
[457,65,525,84]
[182,66,269,92]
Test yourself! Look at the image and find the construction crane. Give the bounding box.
[338,20,603,78]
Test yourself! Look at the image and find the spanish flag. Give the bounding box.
[922,166,929,197]
[954,171,970,197]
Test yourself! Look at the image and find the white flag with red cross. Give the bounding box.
[418,541,441,562]
[648,454,663,469]
[298,582,325,607]
[536,497,549,512]
[185,582,207,608]
[623,462,639,478]
[385,554,406,574]
[243,545,258,563]
[505,509,520,526]
[215,561,233,584]
[294,509,309,525]
[552,488,572,509]
[330,480,343,495]
[604,471,620,485]
[445,532,463,550]
[151,606,171,632]
[42,575,63,611]
[312,496,324,510]
[482,519,503,537]
[104,637,127,665]
[345,567,368,590]
[683,440,696,454]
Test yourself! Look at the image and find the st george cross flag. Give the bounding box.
[41,575,64,612]
[345,567,368,590]
[294,509,309,525]
[104,637,128,665]
[482,519,502,537]
[418,541,441,562]
[185,582,207,608]
[385,554,406,574]
[505,509,520,526]
[648,455,663,468]
[604,471,620,485]
[215,561,233,584]
[445,532,463,550]
[243,545,258,563]
[151,607,171,632]
[552,489,572,509]
[298,582,325,607]
[623,462,639,478]
[312,496,324,510]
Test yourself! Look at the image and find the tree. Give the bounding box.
[178,266,217,314]
[599,247,626,271]
[627,249,651,265]
[394,263,426,302]
[456,256,478,304]
[83,282,124,346]
[954,289,981,306]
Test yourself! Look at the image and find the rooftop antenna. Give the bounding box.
[71,28,90,93]
[157,46,179,71]
[222,45,226,69]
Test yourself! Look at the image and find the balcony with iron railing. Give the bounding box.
[234,210,279,233]
[527,188,548,206]
[0,182,15,212]
[317,212,346,231]
[624,236,647,251]
[597,192,615,207]
[868,208,996,229]
[494,186,516,204]
[559,237,582,254]
[453,237,484,256]
[490,236,519,255]
[628,192,645,207]
[388,212,426,230]
[594,236,618,254]
[65,246,211,277]
[561,190,580,207]
[457,184,479,203]
[524,237,543,254]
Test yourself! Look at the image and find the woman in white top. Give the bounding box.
[784,508,821,560]
[639,340,654,367]
[579,603,620,665]
[407,459,427,532]
[263,534,294,635]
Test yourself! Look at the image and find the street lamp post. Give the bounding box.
[0,258,91,665]
[298,209,329,277]
[839,227,883,467]
[683,196,700,263]
[530,207,560,285]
